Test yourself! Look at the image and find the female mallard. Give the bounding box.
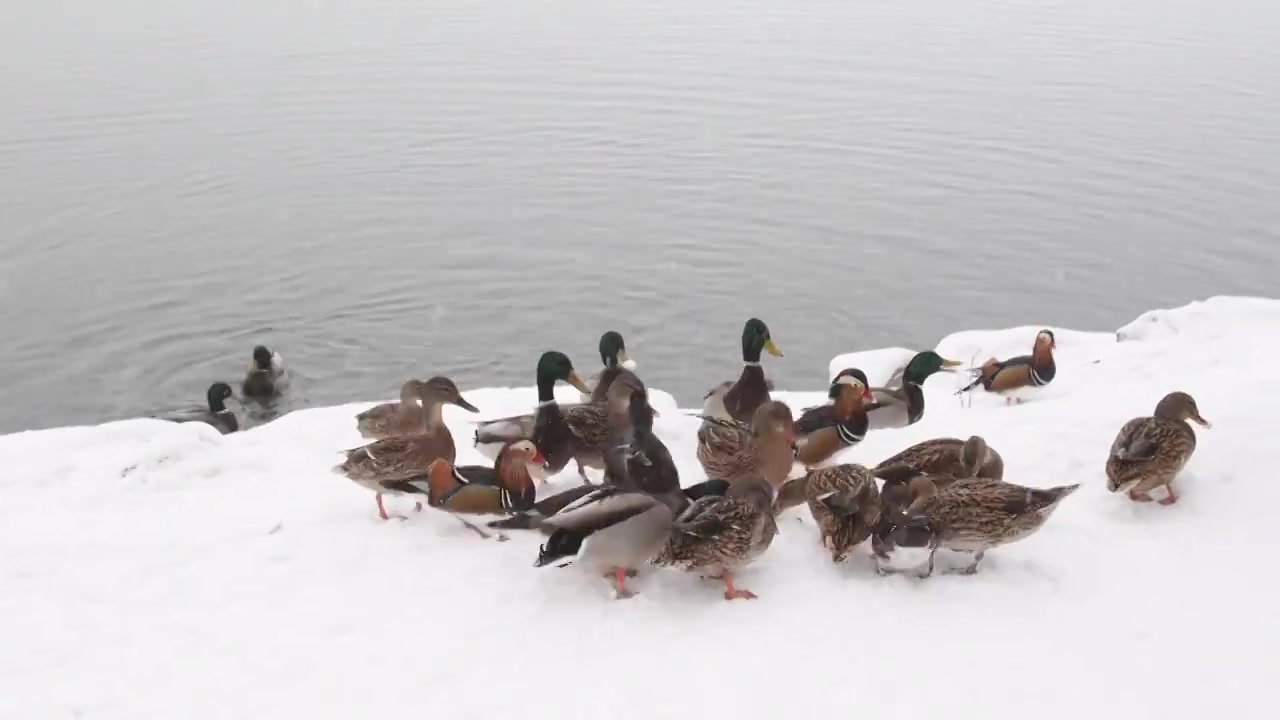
[242,345,287,399]
[377,441,546,537]
[864,351,963,429]
[956,330,1056,404]
[356,378,479,440]
[1105,391,1210,505]
[802,463,881,563]
[651,471,785,601]
[695,400,798,485]
[334,377,479,519]
[701,318,783,423]
[874,473,1079,577]
[873,435,1005,487]
[793,373,875,467]
[165,382,239,434]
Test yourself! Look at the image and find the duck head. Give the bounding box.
[742,318,782,363]
[902,351,963,385]
[536,351,592,400]
[1154,391,1211,428]
[598,331,632,370]
[206,382,235,413]
[251,345,274,372]
[422,376,479,413]
[959,435,993,477]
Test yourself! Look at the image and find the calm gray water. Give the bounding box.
[2,0,1278,433]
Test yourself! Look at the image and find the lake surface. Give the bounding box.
[1,0,1277,433]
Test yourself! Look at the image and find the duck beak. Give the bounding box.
[862,387,875,402]
[764,339,783,357]
[940,358,963,370]
[566,371,591,395]
[1192,414,1212,429]
[453,396,479,413]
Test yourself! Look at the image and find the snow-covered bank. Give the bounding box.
[3,296,1278,720]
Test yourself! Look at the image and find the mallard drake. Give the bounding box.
[1105,391,1210,505]
[863,351,963,429]
[242,345,287,399]
[165,382,239,434]
[532,476,731,599]
[694,400,798,485]
[956,330,1056,404]
[793,373,875,467]
[701,318,782,423]
[334,377,478,519]
[356,378,479,440]
[874,473,1079,577]
[377,442,545,538]
[474,351,613,482]
[803,463,881,563]
[580,331,645,408]
[874,435,1005,486]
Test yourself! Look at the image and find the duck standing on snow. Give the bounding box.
[873,473,1079,578]
[474,351,614,482]
[792,372,875,467]
[1105,391,1210,505]
[695,400,799,485]
[356,378,479,440]
[651,401,797,601]
[701,318,783,423]
[802,463,882,563]
[874,435,1005,486]
[334,376,480,520]
[863,351,963,429]
[165,382,240,434]
[956,329,1056,404]
[242,345,287,399]
[376,440,547,539]
[532,389,731,598]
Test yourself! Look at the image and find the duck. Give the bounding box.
[242,345,287,399]
[956,329,1056,404]
[863,351,963,429]
[694,400,798,485]
[474,351,614,482]
[334,376,480,519]
[802,463,882,563]
[580,331,645,409]
[873,435,1005,487]
[700,318,783,423]
[1105,391,1210,505]
[531,389,731,598]
[873,472,1079,577]
[794,368,869,435]
[165,382,240,434]
[377,441,546,538]
[792,373,875,467]
[356,378,480,440]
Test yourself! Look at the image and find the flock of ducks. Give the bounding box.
[178,322,1211,601]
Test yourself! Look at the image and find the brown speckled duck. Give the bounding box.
[803,463,881,563]
[356,378,479,440]
[956,329,1057,404]
[700,318,782,423]
[1106,391,1210,505]
[874,435,1005,487]
[652,401,795,600]
[334,377,478,519]
[694,400,798,485]
[873,473,1079,577]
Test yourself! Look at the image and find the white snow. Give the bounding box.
[3,296,1278,719]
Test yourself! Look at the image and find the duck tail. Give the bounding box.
[533,528,588,567]
[1029,483,1081,510]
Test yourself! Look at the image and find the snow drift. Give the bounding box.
[3,296,1277,720]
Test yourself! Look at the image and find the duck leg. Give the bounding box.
[376,494,407,521]
[453,514,508,541]
[613,567,637,599]
[1157,483,1179,506]
[957,550,984,575]
[722,571,758,601]
[1128,489,1155,502]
